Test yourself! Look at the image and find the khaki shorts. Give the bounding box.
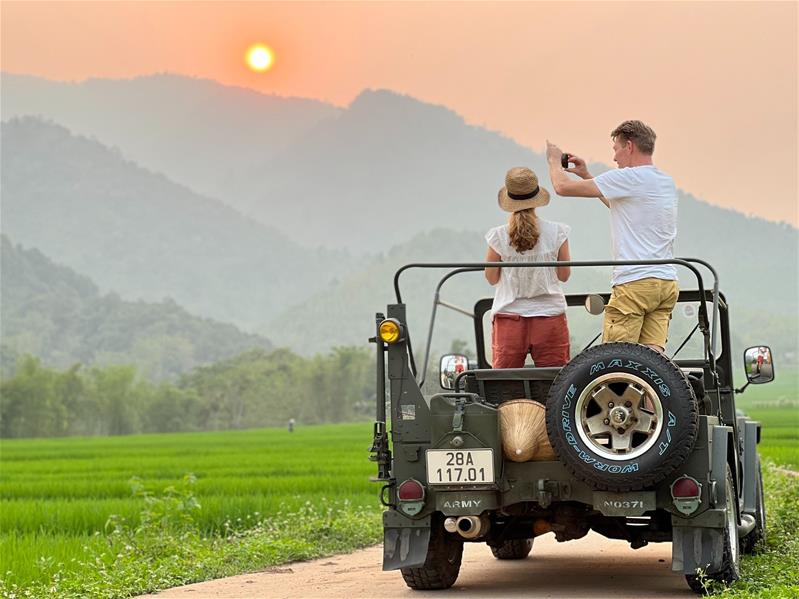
[603,278,679,348]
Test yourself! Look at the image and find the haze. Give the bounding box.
[1,1,797,226]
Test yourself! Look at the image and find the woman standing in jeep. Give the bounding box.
[485,166,571,368]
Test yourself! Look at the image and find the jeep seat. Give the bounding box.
[461,367,560,406]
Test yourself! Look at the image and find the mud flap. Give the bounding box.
[382,512,431,571]
[672,526,725,575]
[672,424,730,575]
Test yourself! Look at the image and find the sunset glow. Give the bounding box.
[246,44,273,72]
[2,2,796,225]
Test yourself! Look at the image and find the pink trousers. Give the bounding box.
[491,312,570,368]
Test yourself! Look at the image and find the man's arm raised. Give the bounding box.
[545,141,609,208]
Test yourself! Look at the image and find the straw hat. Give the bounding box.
[499,399,556,462]
[498,167,550,213]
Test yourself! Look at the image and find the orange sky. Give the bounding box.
[2,1,797,226]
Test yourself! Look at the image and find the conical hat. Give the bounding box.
[499,399,555,462]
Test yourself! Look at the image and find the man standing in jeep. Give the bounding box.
[545,121,678,352]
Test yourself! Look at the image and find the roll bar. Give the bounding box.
[392,259,720,385]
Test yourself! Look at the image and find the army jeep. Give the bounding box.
[368,258,772,594]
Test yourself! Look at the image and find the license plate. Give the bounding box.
[426,449,494,485]
[593,491,656,516]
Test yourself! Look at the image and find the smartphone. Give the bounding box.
[561,153,570,169]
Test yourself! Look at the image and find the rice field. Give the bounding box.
[0,422,381,589]
[0,369,796,595]
[737,366,798,469]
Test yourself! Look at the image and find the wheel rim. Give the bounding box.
[575,372,664,461]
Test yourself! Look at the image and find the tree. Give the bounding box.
[0,355,65,437]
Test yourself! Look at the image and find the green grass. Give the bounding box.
[1,409,796,598]
[736,366,798,469]
[0,423,383,595]
[715,463,799,598]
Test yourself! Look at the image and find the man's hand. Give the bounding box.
[546,140,563,165]
[547,143,607,205]
[564,153,591,180]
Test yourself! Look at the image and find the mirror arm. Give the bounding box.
[734,381,750,395]
[453,371,468,393]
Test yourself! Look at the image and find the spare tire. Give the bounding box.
[545,343,698,492]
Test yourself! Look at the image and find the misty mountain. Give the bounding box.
[239,87,796,332]
[0,118,354,329]
[232,88,798,283]
[0,72,341,201]
[210,88,559,251]
[3,78,795,362]
[0,74,576,251]
[4,73,794,291]
[1,236,273,380]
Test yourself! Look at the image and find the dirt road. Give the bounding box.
[143,531,692,598]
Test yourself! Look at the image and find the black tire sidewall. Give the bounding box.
[547,343,698,491]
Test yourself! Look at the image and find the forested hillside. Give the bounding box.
[1,236,272,380]
[1,118,355,330]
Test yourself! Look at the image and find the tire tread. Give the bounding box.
[546,343,699,492]
[490,538,533,560]
[400,521,463,590]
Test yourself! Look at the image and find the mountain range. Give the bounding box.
[1,72,796,369]
[1,72,339,203]
[1,235,272,380]
[1,117,354,331]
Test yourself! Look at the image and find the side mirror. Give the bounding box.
[585,294,606,315]
[440,354,469,390]
[744,346,774,384]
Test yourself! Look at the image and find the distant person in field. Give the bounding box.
[485,166,571,368]
[454,356,467,374]
[546,120,678,353]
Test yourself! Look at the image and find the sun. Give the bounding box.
[246,44,274,72]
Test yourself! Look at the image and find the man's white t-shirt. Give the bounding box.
[593,165,678,286]
[485,219,570,317]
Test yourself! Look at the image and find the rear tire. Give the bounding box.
[740,459,766,554]
[490,538,533,560]
[546,343,698,492]
[401,517,463,590]
[685,465,741,594]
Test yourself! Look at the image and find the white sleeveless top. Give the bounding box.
[485,219,570,317]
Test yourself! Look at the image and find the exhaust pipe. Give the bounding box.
[454,515,490,539]
[443,517,458,533]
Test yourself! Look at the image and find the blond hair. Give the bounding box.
[611,120,657,155]
[509,208,539,252]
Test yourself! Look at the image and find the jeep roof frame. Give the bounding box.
[392,258,720,385]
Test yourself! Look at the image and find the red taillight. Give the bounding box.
[398,479,425,501]
[671,476,701,498]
